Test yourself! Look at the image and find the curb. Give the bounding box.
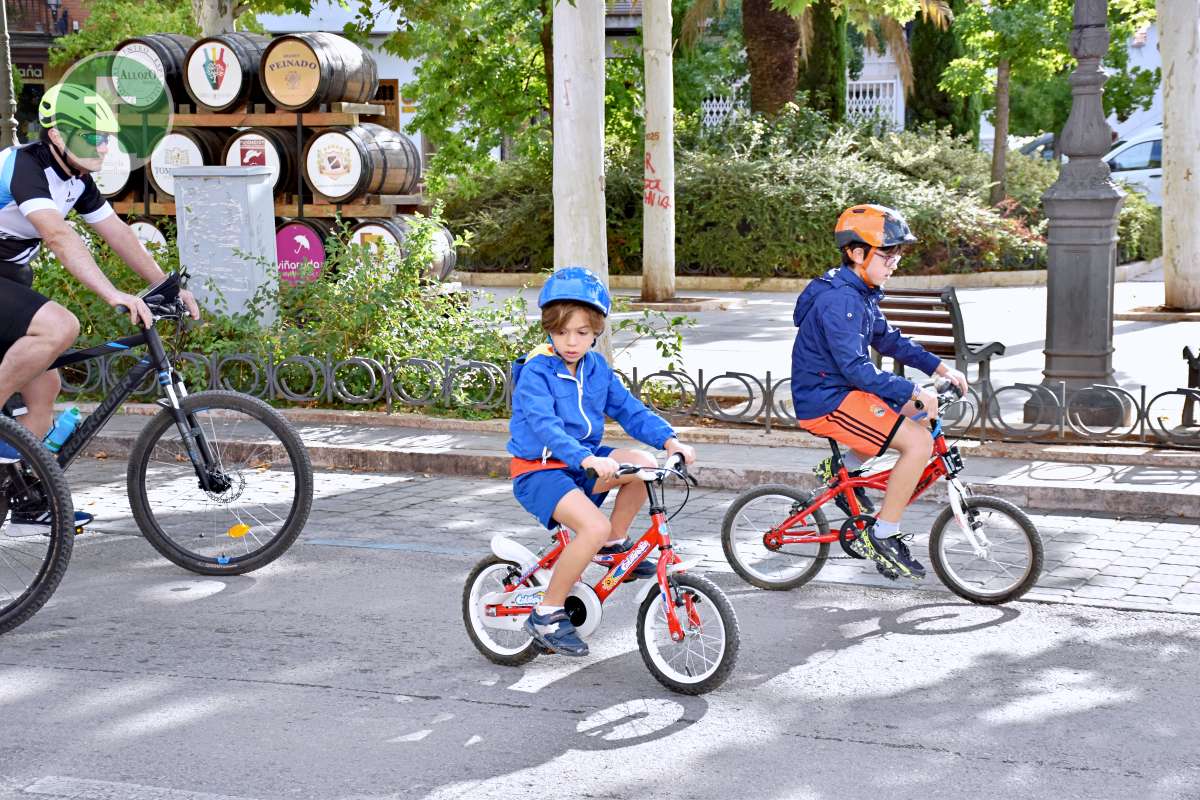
[70,402,1200,470]
[452,258,1161,293]
[1114,307,1200,323]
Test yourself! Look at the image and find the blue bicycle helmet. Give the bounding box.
[538,267,611,316]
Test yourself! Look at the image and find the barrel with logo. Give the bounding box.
[128,216,168,252]
[94,145,139,198]
[183,32,270,112]
[147,127,231,197]
[349,216,456,281]
[276,218,336,284]
[303,124,421,203]
[259,32,378,112]
[221,127,299,197]
[115,34,196,109]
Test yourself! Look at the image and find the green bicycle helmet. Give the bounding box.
[39,83,120,136]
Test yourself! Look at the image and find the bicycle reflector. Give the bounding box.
[227,523,251,539]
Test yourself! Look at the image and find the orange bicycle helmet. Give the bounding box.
[834,204,918,250]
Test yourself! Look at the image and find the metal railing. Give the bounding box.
[57,351,1200,449]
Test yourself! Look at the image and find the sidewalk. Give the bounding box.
[472,264,1196,400]
[83,406,1200,518]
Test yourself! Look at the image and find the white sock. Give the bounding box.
[604,537,627,548]
[874,519,900,539]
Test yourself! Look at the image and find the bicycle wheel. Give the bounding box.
[127,390,313,575]
[637,573,739,695]
[463,556,540,666]
[929,495,1043,605]
[721,484,829,590]
[0,416,74,635]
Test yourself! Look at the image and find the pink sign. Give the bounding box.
[276,222,326,284]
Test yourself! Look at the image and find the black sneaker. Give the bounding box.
[596,537,657,580]
[813,457,875,517]
[861,528,925,579]
[11,508,94,529]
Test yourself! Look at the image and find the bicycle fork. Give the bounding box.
[155,361,228,495]
[947,477,989,556]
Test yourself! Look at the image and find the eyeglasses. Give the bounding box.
[78,132,111,147]
[877,246,904,263]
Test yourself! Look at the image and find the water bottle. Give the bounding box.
[44,407,82,453]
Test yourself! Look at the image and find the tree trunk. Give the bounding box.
[743,0,801,115]
[0,0,17,148]
[797,0,847,122]
[552,0,611,357]
[989,59,1010,206]
[1160,0,1200,310]
[641,0,675,303]
[540,0,553,122]
[192,0,237,36]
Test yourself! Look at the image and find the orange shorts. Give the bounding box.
[797,390,904,458]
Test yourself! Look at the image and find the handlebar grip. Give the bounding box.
[115,304,129,315]
[585,467,598,479]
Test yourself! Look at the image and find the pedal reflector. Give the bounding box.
[227,523,251,539]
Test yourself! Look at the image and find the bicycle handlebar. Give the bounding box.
[584,452,696,485]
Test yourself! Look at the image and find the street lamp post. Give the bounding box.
[1025,0,1127,426]
[0,0,19,148]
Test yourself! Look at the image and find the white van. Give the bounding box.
[1103,124,1162,206]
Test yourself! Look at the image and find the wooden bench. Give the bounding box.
[1185,346,1199,427]
[871,287,1006,387]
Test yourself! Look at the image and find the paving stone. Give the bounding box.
[1139,573,1191,588]
[1070,585,1128,601]
[1064,557,1110,570]
[1161,554,1200,568]
[1125,584,1180,600]
[1113,556,1161,568]
[1051,567,1100,581]
[1154,563,1200,577]
[1087,575,1139,589]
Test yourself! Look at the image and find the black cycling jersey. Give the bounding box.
[0,139,113,270]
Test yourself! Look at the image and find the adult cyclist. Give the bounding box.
[0,82,199,527]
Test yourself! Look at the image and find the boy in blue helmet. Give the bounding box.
[508,267,696,657]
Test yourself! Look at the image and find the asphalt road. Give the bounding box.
[0,462,1197,800]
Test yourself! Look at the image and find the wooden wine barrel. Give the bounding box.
[349,216,456,281]
[303,123,421,203]
[114,34,195,108]
[184,32,270,112]
[259,32,378,112]
[148,127,230,197]
[222,127,299,197]
[128,216,168,252]
[94,144,138,197]
[276,218,336,284]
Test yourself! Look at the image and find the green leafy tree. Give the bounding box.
[908,0,979,142]
[50,0,199,65]
[941,0,1156,204]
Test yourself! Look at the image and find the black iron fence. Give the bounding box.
[59,351,1200,449]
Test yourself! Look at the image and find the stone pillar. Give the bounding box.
[0,0,18,148]
[641,0,676,303]
[1160,0,1200,311]
[1025,0,1126,426]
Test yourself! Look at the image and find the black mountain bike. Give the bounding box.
[0,271,314,634]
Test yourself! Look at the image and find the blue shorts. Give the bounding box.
[513,445,615,530]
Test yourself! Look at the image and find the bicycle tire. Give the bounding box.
[929,495,1043,605]
[636,573,740,695]
[720,484,830,590]
[126,390,313,575]
[0,416,74,635]
[463,556,540,667]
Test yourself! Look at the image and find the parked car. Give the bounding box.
[1103,124,1162,206]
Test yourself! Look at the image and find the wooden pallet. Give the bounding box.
[172,102,386,129]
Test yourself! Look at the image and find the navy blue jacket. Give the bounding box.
[790,267,941,420]
[507,344,675,468]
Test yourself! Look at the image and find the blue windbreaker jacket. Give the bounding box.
[507,344,676,469]
[790,267,941,420]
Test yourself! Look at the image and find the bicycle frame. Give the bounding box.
[45,316,224,492]
[485,471,699,642]
[765,421,964,550]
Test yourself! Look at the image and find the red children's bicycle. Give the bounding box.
[463,454,740,695]
[720,385,1043,605]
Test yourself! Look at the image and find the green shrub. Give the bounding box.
[443,110,1163,277]
[33,213,543,408]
